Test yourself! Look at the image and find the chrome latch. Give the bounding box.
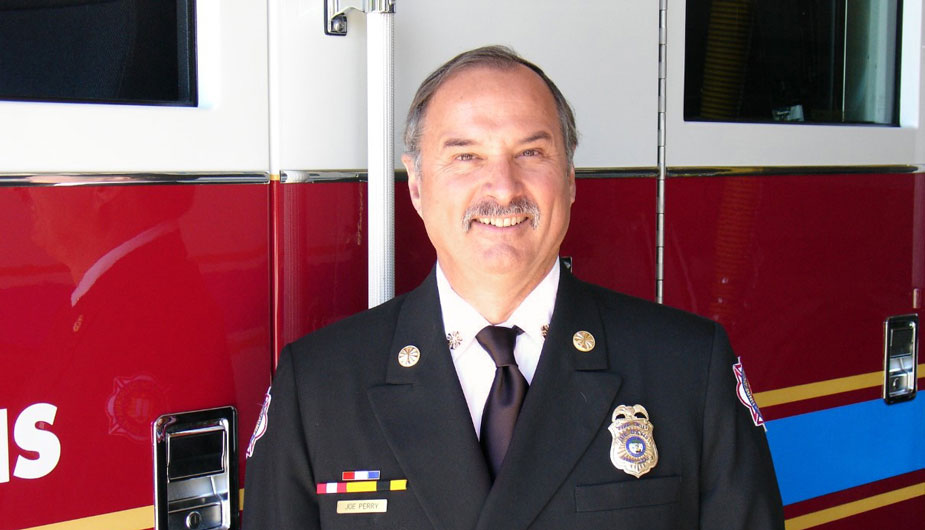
[325,0,395,36]
[154,407,238,530]
[883,315,918,404]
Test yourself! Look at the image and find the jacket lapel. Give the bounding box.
[367,271,491,530]
[476,271,622,529]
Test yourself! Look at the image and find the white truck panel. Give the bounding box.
[0,0,269,173]
[274,0,658,171]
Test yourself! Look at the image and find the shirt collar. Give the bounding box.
[436,259,560,358]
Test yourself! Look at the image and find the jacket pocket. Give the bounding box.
[575,475,681,512]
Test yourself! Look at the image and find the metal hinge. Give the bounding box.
[325,0,395,35]
[655,0,668,304]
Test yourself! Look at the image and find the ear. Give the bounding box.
[402,153,424,218]
[568,166,576,205]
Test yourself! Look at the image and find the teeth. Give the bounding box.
[475,216,527,228]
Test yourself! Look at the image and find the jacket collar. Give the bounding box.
[369,267,622,530]
[369,269,491,530]
[475,268,621,529]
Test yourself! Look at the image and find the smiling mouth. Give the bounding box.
[462,197,541,232]
[474,216,530,228]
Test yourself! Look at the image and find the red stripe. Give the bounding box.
[783,468,925,518]
[337,482,347,493]
[342,471,355,481]
[798,494,925,529]
[315,483,326,495]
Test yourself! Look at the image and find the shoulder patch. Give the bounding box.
[246,386,272,458]
[732,357,766,430]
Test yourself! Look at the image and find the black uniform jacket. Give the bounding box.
[243,268,784,529]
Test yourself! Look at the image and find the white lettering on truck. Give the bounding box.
[0,409,7,483]
[0,403,61,483]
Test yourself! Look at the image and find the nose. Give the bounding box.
[481,157,522,204]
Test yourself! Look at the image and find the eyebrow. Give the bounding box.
[441,138,475,149]
[521,131,553,144]
[440,131,553,150]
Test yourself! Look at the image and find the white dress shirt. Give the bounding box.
[436,259,560,438]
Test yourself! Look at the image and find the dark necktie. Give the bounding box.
[477,325,528,479]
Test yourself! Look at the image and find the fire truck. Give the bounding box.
[1,1,922,528]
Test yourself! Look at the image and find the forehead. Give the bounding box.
[421,64,561,142]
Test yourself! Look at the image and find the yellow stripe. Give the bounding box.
[754,364,924,408]
[785,482,925,530]
[19,478,923,530]
[23,489,247,530]
[21,507,152,530]
[345,480,377,493]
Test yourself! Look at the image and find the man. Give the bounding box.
[243,46,784,529]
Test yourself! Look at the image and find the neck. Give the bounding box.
[440,258,557,324]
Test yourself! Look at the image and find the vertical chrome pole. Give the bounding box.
[367,5,395,307]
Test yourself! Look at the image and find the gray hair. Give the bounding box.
[403,45,578,173]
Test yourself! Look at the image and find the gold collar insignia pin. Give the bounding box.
[572,330,595,352]
[397,345,421,367]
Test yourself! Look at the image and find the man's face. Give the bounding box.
[405,65,576,288]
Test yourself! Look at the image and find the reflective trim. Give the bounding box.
[576,168,658,179]
[0,172,269,187]
[667,165,923,178]
[280,168,658,183]
[18,505,152,530]
[754,364,925,408]
[3,166,919,187]
[278,165,923,183]
[281,170,367,183]
[16,488,246,529]
[785,482,925,530]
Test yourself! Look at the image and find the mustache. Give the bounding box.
[461,197,541,232]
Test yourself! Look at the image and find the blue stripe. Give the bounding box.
[765,397,925,505]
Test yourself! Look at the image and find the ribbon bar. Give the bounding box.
[316,479,407,495]
[342,470,381,481]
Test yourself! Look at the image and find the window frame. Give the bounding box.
[667,0,924,167]
[0,0,268,173]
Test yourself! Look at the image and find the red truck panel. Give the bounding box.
[0,184,270,529]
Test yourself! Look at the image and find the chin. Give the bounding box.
[476,252,532,277]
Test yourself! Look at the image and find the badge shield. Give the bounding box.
[608,404,658,478]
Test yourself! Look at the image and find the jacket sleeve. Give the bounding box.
[243,345,320,529]
[699,324,785,529]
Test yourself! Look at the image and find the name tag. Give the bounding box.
[336,499,388,514]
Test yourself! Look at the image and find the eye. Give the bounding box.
[455,153,475,161]
[520,149,541,157]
